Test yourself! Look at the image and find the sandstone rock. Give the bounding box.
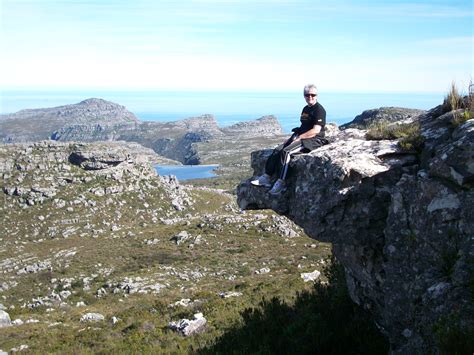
[170,231,192,245]
[0,310,12,328]
[219,291,243,298]
[80,313,105,322]
[300,270,321,282]
[10,345,29,352]
[255,267,270,274]
[169,313,207,336]
[237,104,473,353]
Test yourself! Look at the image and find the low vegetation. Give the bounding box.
[444,80,474,127]
[199,257,389,354]
[443,81,464,113]
[0,142,324,353]
[433,312,474,355]
[365,120,424,152]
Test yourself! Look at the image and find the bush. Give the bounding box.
[199,257,389,355]
[433,312,474,355]
[443,81,464,113]
[366,121,424,152]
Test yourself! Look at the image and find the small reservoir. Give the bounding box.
[155,164,218,181]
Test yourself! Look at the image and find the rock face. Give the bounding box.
[237,104,473,353]
[1,100,283,165]
[222,115,283,137]
[340,107,425,129]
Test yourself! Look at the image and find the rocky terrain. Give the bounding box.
[340,107,425,129]
[0,99,283,166]
[0,141,331,353]
[238,102,473,353]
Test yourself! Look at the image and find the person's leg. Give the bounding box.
[269,141,305,194]
[264,149,281,176]
[252,134,299,188]
[279,140,305,180]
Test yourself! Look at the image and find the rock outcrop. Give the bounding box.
[237,104,473,353]
[222,115,283,137]
[340,107,425,129]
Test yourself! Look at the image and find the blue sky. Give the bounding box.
[0,0,472,92]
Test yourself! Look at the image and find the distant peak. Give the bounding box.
[78,98,114,105]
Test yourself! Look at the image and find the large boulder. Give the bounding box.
[237,106,473,353]
[0,310,12,328]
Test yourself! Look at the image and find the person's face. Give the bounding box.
[304,89,317,106]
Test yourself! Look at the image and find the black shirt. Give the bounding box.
[299,102,326,137]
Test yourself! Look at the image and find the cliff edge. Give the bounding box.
[237,104,474,353]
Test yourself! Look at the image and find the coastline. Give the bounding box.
[1,90,444,131]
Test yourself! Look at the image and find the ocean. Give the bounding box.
[0,89,444,133]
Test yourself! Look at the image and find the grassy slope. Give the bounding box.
[0,145,336,353]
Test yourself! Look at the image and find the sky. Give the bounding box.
[0,0,472,93]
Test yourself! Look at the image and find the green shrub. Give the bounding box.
[365,120,394,140]
[366,121,424,152]
[433,312,474,355]
[443,81,463,113]
[451,81,474,127]
[199,257,389,354]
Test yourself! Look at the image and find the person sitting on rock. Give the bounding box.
[251,83,328,194]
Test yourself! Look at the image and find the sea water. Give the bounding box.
[0,89,443,133]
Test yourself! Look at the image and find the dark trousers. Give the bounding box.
[265,134,328,180]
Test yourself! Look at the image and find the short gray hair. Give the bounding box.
[303,84,317,94]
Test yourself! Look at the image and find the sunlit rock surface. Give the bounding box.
[237,104,473,353]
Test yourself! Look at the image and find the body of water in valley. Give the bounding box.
[155,164,218,181]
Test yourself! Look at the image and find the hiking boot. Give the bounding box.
[269,179,286,194]
[250,174,272,187]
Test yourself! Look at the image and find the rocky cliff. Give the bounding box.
[0,100,283,165]
[222,115,282,137]
[237,104,473,353]
[340,107,425,129]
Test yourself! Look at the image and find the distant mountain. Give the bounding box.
[0,98,283,164]
[0,98,139,143]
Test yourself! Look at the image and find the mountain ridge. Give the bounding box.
[0,98,283,164]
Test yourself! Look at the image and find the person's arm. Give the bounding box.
[294,124,321,140]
